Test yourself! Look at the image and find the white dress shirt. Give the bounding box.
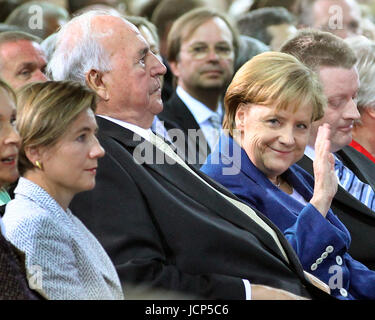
[176,86,223,150]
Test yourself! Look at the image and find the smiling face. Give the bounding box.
[236,103,313,180]
[170,17,235,97]
[35,108,104,202]
[0,88,21,187]
[0,40,47,89]
[309,66,360,152]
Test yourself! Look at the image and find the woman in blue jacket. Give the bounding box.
[201,51,375,300]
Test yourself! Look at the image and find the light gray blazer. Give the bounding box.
[3,177,124,300]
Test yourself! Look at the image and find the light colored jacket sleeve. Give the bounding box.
[4,202,87,300]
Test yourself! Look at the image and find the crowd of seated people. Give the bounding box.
[1,0,375,301]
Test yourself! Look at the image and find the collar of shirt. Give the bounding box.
[176,86,223,125]
[176,86,223,149]
[305,145,342,163]
[97,115,153,142]
[304,145,344,187]
[304,145,316,161]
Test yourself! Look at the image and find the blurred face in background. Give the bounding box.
[0,88,21,187]
[312,0,362,38]
[0,40,47,89]
[170,17,235,97]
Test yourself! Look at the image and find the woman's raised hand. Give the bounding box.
[310,123,338,217]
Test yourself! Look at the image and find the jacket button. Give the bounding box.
[326,245,334,253]
[340,288,348,297]
[336,256,343,265]
[311,263,318,271]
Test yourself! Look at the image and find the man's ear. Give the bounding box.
[365,107,375,120]
[169,61,180,78]
[86,69,109,100]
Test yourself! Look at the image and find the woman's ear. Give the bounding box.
[24,146,43,167]
[235,103,247,131]
[86,69,109,101]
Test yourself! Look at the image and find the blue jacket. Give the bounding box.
[201,133,375,300]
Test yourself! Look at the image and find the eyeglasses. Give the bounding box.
[184,43,234,60]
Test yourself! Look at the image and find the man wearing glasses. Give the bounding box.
[159,8,238,168]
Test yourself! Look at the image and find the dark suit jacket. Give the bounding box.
[0,233,41,300]
[159,92,210,169]
[70,117,332,300]
[297,147,375,270]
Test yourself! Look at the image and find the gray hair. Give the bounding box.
[41,32,57,62]
[345,35,375,110]
[47,10,113,85]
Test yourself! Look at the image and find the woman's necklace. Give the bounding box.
[271,176,282,187]
[276,176,281,187]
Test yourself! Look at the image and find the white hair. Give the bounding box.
[345,35,375,110]
[47,10,115,84]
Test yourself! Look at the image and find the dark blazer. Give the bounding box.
[70,117,331,300]
[159,92,210,168]
[297,146,375,270]
[201,133,375,300]
[0,233,41,300]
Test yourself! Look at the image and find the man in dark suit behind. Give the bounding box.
[48,11,331,300]
[159,8,237,168]
[281,29,375,270]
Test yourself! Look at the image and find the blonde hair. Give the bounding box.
[16,80,97,175]
[223,51,326,136]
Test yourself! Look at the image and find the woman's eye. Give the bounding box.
[10,115,16,126]
[77,134,86,142]
[268,118,280,125]
[18,69,31,78]
[297,123,307,129]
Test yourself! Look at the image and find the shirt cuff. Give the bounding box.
[242,279,251,300]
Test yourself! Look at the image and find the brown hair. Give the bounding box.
[280,29,357,71]
[167,7,240,63]
[223,51,326,136]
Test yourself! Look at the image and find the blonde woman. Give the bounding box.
[3,81,124,300]
[201,51,375,300]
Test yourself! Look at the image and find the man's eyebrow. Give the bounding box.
[15,62,36,70]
